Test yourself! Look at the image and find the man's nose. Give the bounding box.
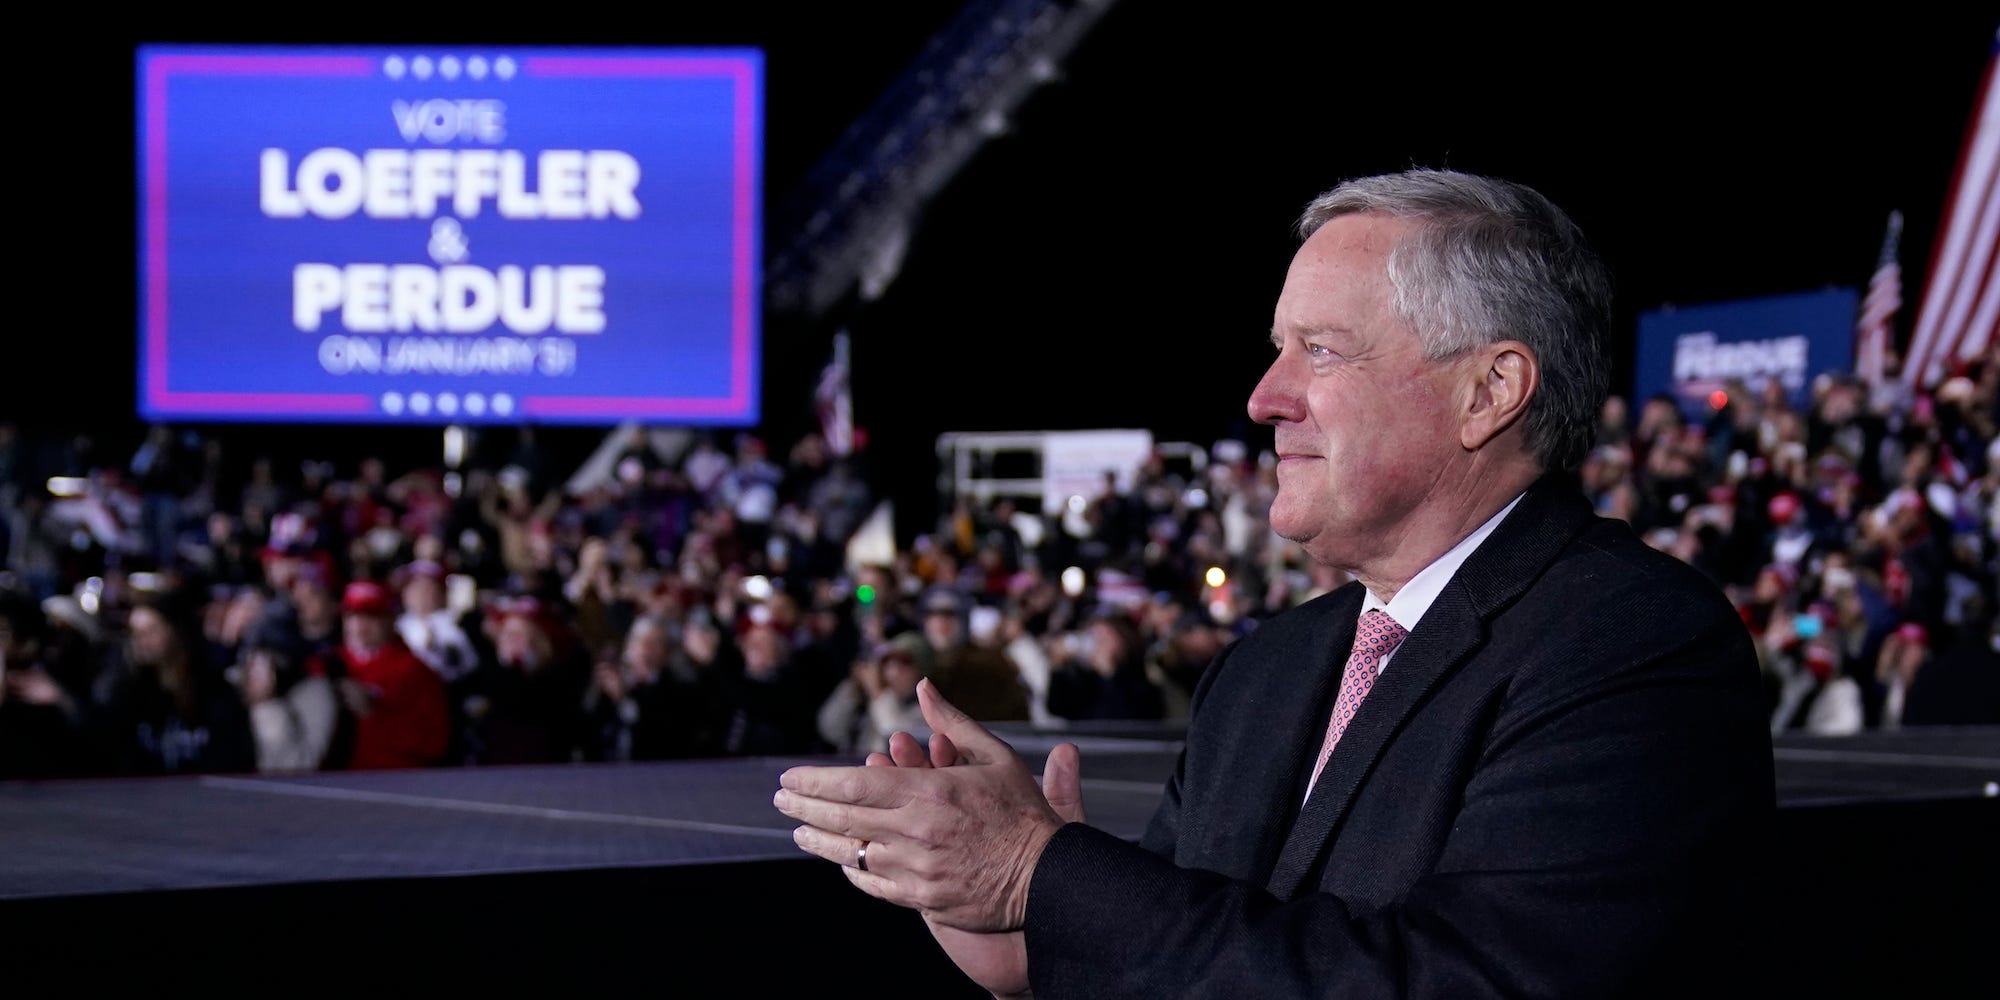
[1247,356,1304,425]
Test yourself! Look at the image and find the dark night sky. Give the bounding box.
[15,7,1997,530]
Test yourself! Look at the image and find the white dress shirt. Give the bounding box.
[1358,493,1525,675]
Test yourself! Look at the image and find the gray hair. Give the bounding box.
[1297,169,1612,472]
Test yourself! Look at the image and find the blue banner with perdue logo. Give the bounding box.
[1634,288,1858,420]
[137,45,761,426]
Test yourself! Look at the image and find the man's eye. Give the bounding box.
[1306,343,1331,358]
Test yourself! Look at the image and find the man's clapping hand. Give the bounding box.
[777,680,1083,999]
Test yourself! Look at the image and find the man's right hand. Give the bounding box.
[868,729,1084,1000]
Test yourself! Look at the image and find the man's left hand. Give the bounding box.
[776,678,1065,934]
[864,726,1083,1000]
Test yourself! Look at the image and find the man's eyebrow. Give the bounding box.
[1270,324,1351,347]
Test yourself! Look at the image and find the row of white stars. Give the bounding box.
[383,55,518,82]
[381,391,515,417]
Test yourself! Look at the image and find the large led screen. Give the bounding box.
[1635,288,1858,420]
[137,45,762,425]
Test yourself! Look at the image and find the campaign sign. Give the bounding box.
[1634,288,1857,418]
[138,46,762,425]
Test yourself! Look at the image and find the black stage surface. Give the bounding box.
[4,726,1995,994]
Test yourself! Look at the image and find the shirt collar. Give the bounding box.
[1361,492,1525,635]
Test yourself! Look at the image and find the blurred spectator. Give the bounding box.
[246,514,338,652]
[91,595,255,775]
[717,434,783,559]
[1597,395,1631,448]
[918,587,1028,722]
[1083,470,1141,568]
[250,557,343,674]
[1046,611,1166,722]
[236,456,289,531]
[807,457,874,551]
[581,615,707,761]
[203,585,268,677]
[1765,491,1815,570]
[0,589,87,778]
[479,466,562,585]
[667,608,733,755]
[5,489,65,602]
[461,596,586,765]
[38,594,105,703]
[681,432,732,497]
[395,559,477,683]
[1150,602,1227,721]
[717,621,815,755]
[1580,444,1638,523]
[384,466,453,545]
[129,425,190,570]
[816,631,929,756]
[313,581,447,769]
[563,535,626,657]
[1766,609,1864,736]
[999,605,1059,728]
[784,589,863,734]
[232,642,336,773]
[1899,615,2000,727]
[179,511,260,590]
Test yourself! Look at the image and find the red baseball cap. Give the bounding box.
[341,581,394,617]
[1767,492,1802,527]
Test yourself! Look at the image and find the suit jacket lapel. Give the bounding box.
[1264,475,1596,900]
[1226,586,1361,881]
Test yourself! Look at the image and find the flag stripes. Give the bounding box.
[1905,33,2000,388]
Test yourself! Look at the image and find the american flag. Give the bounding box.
[1902,29,2000,389]
[817,331,854,456]
[1856,211,1903,390]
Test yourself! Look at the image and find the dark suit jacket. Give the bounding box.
[1024,476,1776,998]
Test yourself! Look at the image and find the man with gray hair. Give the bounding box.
[777,169,1773,998]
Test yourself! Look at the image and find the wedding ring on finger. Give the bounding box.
[856,840,870,872]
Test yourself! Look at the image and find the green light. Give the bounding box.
[856,584,877,605]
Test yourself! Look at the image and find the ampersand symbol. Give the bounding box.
[429,217,469,264]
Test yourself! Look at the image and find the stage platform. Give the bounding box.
[2,725,1993,994]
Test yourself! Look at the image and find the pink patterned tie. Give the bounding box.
[1305,609,1407,798]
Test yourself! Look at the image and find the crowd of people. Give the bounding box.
[1585,353,1999,734]
[1,348,1995,779]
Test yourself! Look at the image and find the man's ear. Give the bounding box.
[1460,341,1538,451]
